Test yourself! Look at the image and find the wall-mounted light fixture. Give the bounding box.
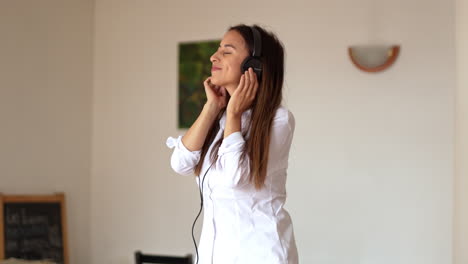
[348,45,400,73]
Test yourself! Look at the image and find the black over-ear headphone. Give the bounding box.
[241,26,263,81]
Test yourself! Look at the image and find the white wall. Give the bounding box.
[92,0,454,263]
[0,1,94,264]
[455,0,468,263]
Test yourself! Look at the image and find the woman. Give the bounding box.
[166,24,298,264]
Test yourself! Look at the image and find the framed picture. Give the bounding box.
[178,39,220,129]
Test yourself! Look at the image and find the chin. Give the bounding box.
[210,76,223,86]
[209,75,217,82]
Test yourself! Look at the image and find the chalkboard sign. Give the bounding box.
[0,193,69,264]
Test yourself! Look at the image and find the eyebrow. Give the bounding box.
[219,44,237,50]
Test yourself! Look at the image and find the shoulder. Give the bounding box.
[272,106,295,130]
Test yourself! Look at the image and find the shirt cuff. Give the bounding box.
[218,131,245,156]
[166,135,201,155]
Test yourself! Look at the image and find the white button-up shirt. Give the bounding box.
[166,106,299,264]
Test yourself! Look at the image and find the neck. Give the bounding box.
[225,83,238,96]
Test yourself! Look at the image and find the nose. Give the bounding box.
[210,50,220,63]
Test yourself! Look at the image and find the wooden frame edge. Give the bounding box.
[0,193,69,264]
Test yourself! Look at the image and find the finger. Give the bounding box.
[251,68,258,90]
[243,70,250,92]
[246,68,255,97]
[251,70,258,99]
[204,77,212,86]
[244,69,251,97]
[250,67,256,87]
[235,74,245,96]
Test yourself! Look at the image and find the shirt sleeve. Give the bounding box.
[166,135,201,176]
[216,131,251,188]
[216,109,296,188]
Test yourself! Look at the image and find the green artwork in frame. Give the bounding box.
[178,39,220,129]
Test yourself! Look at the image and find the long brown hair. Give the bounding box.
[194,24,285,190]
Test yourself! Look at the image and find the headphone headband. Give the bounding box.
[251,26,262,57]
[240,25,263,81]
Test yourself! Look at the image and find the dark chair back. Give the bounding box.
[134,251,193,264]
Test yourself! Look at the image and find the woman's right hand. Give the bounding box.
[203,76,228,111]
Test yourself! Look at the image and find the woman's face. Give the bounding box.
[210,30,250,95]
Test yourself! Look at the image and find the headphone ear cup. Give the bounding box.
[241,57,262,81]
[241,56,250,72]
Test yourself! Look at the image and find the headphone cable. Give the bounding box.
[192,160,215,264]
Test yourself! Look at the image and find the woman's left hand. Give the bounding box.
[226,67,259,116]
